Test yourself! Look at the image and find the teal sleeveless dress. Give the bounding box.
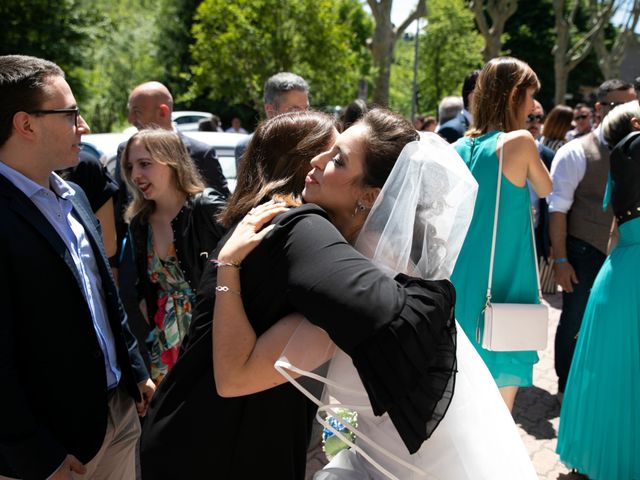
[556,133,640,479]
[451,131,539,387]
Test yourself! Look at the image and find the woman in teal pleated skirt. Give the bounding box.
[557,101,640,479]
[451,57,552,411]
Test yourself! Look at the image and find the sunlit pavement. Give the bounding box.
[514,292,587,480]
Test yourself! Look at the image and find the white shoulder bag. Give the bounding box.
[476,137,548,352]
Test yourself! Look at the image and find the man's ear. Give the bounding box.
[630,116,640,132]
[158,103,171,119]
[12,112,37,140]
[594,101,602,114]
[264,103,275,118]
[360,186,381,209]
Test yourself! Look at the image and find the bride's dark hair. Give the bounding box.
[357,108,419,188]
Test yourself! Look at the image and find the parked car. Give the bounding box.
[171,111,213,131]
[82,130,248,191]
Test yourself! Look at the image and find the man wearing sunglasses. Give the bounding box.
[0,55,153,480]
[547,78,636,403]
[566,104,593,141]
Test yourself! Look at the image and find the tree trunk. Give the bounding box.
[368,0,427,106]
[470,0,518,62]
[592,0,640,80]
[552,0,609,105]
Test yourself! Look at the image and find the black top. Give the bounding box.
[140,204,456,479]
[58,150,118,213]
[610,131,640,225]
[129,188,227,325]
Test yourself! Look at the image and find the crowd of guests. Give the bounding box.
[1,52,638,480]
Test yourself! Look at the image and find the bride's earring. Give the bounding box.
[353,201,367,217]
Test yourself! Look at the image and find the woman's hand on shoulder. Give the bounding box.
[218,200,289,266]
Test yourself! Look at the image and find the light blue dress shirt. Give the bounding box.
[0,163,121,388]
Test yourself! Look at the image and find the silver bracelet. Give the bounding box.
[215,285,241,296]
[210,259,241,269]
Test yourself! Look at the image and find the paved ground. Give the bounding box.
[514,292,586,480]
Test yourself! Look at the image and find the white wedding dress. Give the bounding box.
[277,325,537,480]
[275,135,538,480]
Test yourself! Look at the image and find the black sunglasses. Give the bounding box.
[603,101,623,109]
[28,107,80,127]
[574,114,590,120]
[527,114,544,123]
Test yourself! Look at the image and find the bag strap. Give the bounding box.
[485,136,542,306]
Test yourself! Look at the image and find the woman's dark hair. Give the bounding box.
[357,108,419,188]
[542,105,573,141]
[218,110,337,226]
[468,56,540,136]
[341,99,369,131]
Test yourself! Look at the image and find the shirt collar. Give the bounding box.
[0,161,75,200]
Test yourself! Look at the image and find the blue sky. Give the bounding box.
[387,0,640,33]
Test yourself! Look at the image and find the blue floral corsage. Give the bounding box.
[322,408,358,460]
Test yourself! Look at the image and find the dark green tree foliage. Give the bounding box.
[503,0,602,108]
[79,0,164,132]
[154,0,202,105]
[417,0,483,115]
[0,0,95,99]
[189,0,372,112]
[502,0,556,107]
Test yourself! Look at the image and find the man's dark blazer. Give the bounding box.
[179,133,230,197]
[438,111,469,144]
[234,133,252,172]
[0,174,148,479]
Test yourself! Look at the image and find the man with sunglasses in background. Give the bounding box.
[547,78,636,404]
[566,104,593,141]
[0,55,153,480]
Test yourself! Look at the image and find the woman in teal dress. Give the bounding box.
[451,57,552,411]
[557,100,640,479]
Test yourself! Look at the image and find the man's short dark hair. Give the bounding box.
[0,55,64,148]
[596,78,633,103]
[634,76,640,98]
[462,70,481,110]
[263,72,309,108]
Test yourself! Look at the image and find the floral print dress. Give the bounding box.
[147,227,195,381]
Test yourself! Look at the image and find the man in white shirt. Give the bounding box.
[547,79,636,400]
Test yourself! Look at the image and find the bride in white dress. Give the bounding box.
[213,118,537,479]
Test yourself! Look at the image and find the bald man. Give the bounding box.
[122,82,229,195]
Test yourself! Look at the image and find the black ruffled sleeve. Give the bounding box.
[350,274,456,454]
[273,205,457,453]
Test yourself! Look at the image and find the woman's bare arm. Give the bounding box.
[501,130,552,197]
[213,200,333,397]
[96,197,117,258]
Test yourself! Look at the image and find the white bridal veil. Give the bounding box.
[356,132,478,280]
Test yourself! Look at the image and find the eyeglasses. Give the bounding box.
[574,114,590,120]
[603,102,622,110]
[527,114,544,123]
[28,107,80,128]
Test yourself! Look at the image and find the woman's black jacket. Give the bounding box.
[128,188,227,324]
